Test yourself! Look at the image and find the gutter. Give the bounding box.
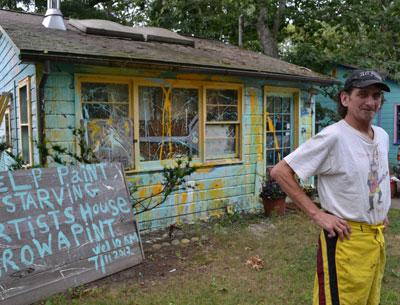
[19,50,339,86]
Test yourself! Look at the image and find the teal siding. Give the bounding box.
[0,33,38,164]
[378,78,400,166]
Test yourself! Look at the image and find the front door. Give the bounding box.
[265,91,297,168]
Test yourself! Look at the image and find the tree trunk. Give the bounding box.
[256,0,286,58]
[256,6,279,57]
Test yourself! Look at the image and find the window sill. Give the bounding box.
[124,158,243,174]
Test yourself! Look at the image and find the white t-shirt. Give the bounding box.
[284,120,390,224]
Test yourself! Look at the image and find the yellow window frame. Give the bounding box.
[76,74,243,172]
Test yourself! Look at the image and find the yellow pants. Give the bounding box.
[313,221,386,305]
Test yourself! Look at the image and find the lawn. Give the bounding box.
[42,209,400,305]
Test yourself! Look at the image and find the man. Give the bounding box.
[271,69,391,305]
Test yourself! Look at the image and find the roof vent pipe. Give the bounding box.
[42,0,66,31]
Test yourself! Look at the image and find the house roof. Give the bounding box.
[0,9,337,85]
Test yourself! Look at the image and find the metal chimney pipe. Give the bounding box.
[42,0,66,31]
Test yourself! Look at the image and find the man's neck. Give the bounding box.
[344,117,374,139]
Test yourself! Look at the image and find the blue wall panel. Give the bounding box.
[0,34,38,164]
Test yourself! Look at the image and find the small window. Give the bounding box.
[395,104,400,144]
[18,78,33,166]
[81,82,133,168]
[205,88,240,160]
[139,86,199,161]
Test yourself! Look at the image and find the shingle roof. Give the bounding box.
[0,9,336,84]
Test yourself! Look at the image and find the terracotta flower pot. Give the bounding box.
[262,198,286,217]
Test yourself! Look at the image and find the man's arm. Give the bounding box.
[271,159,351,240]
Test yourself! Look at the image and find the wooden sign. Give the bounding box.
[0,163,144,305]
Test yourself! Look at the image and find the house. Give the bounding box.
[0,8,336,231]
[316,64,400,167]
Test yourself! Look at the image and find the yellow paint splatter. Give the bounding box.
[177,192,188,216]
[152,184,163,195]
[138,188,147,198]
[209,180,224,200]
[249,89,258,115]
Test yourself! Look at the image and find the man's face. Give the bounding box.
[340,85,383,124]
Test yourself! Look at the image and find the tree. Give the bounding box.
[145,0,289,57]
[283,1,400,78]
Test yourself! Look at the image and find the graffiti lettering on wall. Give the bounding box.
[0,163,143,305]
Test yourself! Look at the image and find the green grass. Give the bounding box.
[42,210,400,305]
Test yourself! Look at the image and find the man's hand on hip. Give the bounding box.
[312,210,352,241]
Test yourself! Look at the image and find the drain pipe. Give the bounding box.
[38,60,50,166]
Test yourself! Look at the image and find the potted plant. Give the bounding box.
[259,172,287,216]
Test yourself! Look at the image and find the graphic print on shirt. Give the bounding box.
[367,146,388,212]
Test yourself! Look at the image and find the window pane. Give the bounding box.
[86,118,134,169]
[267,96,274,113]
[266,133,274,149]
[81,83,128,103]
[206,105,238,121]
[81,82,131,167]
[21,126,30,163]
[266,149,275,166]
[139,87,199,161]
[206,89,238,122]
[83,103,112,119]
[282,115,290,130]
[273,97,281,113]
[205,124,237,159]
[274,115,283,131]
[282,97,290,113]
[19,86,28,124]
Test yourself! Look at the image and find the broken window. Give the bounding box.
[81,82,133,168]
[139,86,199,161]
[205,89,239,160]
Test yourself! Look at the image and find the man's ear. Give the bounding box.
[340,91,349,107]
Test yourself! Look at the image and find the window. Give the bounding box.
[205,88,240,160]
[264,87,299,168]
[139,86,199,161]
[78,77,242,169]
[0,93,11,148]
[395,104,400,144]
[81,81,133,168]
[18,78,33,166]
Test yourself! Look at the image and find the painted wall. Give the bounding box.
[39,62,316,231]
[316,65,400,167]
[0,33,38,164]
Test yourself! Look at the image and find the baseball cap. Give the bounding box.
[344,69,390,92]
